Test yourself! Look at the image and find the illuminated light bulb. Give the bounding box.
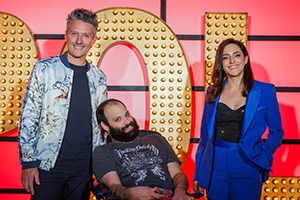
[207,14,213,19]
[128,26,133,31]
[168,94,173,99]
[177,145,182,150]
[152,94,157,99]
[151,119,157,124]
[152,68,157,74]
[152,110,157,115]
[185,111,191,116]
[177,128,182,133]
[159,128,165,132]
[160,111,165,116]
[160,119,165,123]
[168,136,173,140]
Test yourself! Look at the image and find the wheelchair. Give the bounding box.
[90,180,204,200]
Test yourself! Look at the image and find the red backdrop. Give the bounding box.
[1,0,300,199]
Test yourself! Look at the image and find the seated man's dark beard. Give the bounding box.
[108,118,140,142]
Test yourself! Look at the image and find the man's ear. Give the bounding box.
[100,121,109,133]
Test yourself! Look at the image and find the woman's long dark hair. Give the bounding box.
[206,38,254,104]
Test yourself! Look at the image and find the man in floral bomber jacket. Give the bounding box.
[18,8,107,200]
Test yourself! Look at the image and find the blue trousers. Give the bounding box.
[206,140,263,200]
[32,160,90,200]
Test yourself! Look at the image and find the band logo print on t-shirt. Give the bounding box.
[114,144,167,185]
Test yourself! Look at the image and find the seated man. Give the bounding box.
[93,99,194,200]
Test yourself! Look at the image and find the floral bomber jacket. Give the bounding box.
[18,52,107,170]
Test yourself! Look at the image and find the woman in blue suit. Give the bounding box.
[193,38,284,200]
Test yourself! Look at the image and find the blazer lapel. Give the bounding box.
[242,83,261,135]
[207,95,220,140]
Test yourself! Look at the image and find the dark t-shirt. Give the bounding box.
[93,130,180,191]
[57,63,92,167]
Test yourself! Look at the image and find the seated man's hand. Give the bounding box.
[127,186,165,200]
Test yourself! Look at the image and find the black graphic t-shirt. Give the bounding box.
[93,130,180,191]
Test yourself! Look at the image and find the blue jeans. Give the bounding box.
[206,140,263,200]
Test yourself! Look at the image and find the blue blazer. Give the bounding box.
[194,80,284,190]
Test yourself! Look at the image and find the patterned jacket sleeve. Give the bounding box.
[18,62,44,169]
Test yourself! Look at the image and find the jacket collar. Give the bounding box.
[59,52,91,71]
[241,81,260,134]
